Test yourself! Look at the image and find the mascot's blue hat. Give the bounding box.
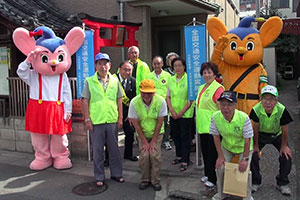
[34,26,65,53]
[228,17,259,40]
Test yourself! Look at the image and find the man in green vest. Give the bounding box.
[128,79,168,191]
[81,53,124,187]
[147,56,172,150]
[210,91,254,200]
[250,85,293,196]
[128,46,150,95]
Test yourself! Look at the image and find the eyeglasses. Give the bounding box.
[261,97,277,103]
[219,102,235,107]
[121,68,132,72]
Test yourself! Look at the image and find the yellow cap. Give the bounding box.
[139,79,156,93]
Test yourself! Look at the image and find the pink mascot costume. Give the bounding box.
[13,26,85,170]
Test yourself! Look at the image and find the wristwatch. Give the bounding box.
[85,118,91,123]
[242,157,249,161]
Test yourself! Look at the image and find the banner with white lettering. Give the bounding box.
[184,25,206,100]
[76,30,95,98]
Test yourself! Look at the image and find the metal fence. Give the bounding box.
[7,77,77,117]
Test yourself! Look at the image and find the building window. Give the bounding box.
[271,0,290,9]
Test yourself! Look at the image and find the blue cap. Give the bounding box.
[218,91,237,103]
[95,53,110,62]
[34,26,65,53]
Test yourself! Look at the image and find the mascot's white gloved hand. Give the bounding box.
[64,112,72,123]
[26,48,42,64]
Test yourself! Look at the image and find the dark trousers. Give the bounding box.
[162,116,171,143]
[123,119,135,158]
[170,117,192,163]
[250,133,292,186]
[90,123,122,182]
[200,134,217,185]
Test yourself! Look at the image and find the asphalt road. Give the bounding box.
[0,163,155,200]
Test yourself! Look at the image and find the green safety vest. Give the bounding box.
[131,58,150,95]
[253,102,285,135]
[169,73,194,118]
[147,70,171,99]
[112,74,130,106]
[196,80,223,134]
[212,109,253,154]
[131,94,165,139]
[87,72,119,124]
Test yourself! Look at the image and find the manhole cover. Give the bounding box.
[72,181,108,196]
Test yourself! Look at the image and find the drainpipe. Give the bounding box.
[120,0,125,61]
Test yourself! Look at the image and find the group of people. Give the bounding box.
[81,46,293,199]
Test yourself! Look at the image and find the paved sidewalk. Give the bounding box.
[0,79,299,200]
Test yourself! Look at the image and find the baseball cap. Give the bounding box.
[218,91,237,103]
[261,85,278,97]
[95,53,110,62]
[139,79,156,93]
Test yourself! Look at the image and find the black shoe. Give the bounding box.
[152,183,162,191]
[124,156,138,161]
[139,181,150,190]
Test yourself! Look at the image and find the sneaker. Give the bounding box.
[201,176,208,183]
[139,181,150,190]
[276,185,291,196]
[152,183,162,191]
[252,184,260,193]
[163,142,172,150]
[211,193,230,200]
[204,180,215,188]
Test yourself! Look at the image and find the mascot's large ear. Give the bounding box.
[260,16,283,47]
[64,27,85,56]
[207,17,228,41]
[12,27,36,55]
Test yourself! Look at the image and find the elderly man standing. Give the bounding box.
[148,56,172,150]
[128,79,168,191]
[210,91,254,200]
[115,61,138,161]
[81,53,124,186]
[128,46,150,94]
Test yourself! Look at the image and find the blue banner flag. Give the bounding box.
[76,30,95,98]
[184,25,206,100]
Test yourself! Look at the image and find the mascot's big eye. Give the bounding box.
[230,41,237,50]
[58,54,64,62]
[246,41,254,51]
[41,55,48,63]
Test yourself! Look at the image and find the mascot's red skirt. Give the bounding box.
[25,99,72,135]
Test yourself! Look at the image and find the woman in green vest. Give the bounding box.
[166,57,194,171]
[196,62,224,189]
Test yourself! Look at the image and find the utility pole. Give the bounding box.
[256,0,260,17]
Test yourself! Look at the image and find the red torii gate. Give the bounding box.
[78,13,142,56]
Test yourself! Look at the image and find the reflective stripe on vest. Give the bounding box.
[148,70,171,99]
[87,72,119,124]
[196,80,223,133]
[169,73,194,118]
[212,109,253,154]
[131,94,164,138]
[112,74,130,106]
[253,102,284,135]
